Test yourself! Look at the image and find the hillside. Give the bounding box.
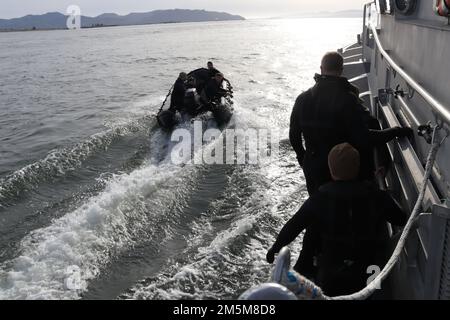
[0,9,245,31]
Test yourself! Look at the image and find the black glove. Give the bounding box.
[266,248,276,264]
[395,127,414,139]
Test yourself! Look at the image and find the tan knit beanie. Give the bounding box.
[328,143,360,181]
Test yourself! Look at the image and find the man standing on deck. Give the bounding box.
[290,52,371,196]
[290,52,412,195]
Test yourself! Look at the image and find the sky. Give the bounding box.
[0,0,368,19]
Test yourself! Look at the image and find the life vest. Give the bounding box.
[435,0,450,16]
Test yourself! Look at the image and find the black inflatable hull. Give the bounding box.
[212,104,233,126]
[158,104,233,131]
[157,110,178,130]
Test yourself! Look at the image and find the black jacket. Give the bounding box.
[208,67,221,77]
[289,75,408,194]
[270,181,406,256]
[289,75,371,194]
[205,79,228,101]
[268,181,406,294]
[188,68,211,92]
[290,74,370,162]
[170,78,186,111]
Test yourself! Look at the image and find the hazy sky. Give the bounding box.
[0,0,367,19]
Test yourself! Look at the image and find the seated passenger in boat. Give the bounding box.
[181,76,203,116]
[187,67,211,93]
[186,75,197,90]
[169,72,187,112]
[207,61,221,77]
[203,73,229,103]
[266,143,407,296]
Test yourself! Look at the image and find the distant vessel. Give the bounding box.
[242,0,450,300]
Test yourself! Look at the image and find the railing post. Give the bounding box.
[362,4,367,55]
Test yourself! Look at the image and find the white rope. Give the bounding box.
[330,126,443,300]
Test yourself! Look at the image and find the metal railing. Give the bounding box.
[364,2,450,128]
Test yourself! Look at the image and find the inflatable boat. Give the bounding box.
[157,69,234,130]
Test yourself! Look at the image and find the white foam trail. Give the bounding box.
[126,214,258,300]
[0,116,227,300]
[124,157,305,300]
[0,115,155,200]
[0,159,185,300]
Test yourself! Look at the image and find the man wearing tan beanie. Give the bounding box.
[267,143,407,296]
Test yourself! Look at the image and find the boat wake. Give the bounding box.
[0,113,236,300]
[0,115,157,207]
[119,146,308,300]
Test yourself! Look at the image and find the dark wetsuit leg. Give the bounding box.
[293,153,330,279]
[318,262,368,297]
[293,227,320,280]
[303,153,332,196]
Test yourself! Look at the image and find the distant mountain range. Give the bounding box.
[0,9,245,31]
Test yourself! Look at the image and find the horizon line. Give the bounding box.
[0,7,363,20]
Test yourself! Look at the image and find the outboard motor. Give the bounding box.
[211,102,233,125]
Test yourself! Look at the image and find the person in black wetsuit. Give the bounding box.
[203,72,229,103]
[169,72,187,112]
[182,76,203,116]
[186,62,223,96]
[266,143,407,296]
[207,61,221,77]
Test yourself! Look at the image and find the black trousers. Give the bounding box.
[293,153,329,280]
[302,152,331,196]
[293,227,320,280]
[317,262,369,297]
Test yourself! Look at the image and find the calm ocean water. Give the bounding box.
[0,18,362,299]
